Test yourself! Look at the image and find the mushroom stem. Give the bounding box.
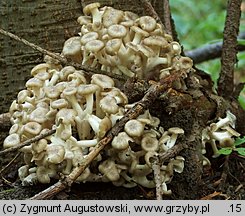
[166,134,178,149]
[146,56,168,72]
[75,117,91,140]
[66,94,84,118]
[83,93,94,116]
[210,140,221,158]
[87,114,101,134]
[76,139,98,148]
[62,159,73,175]
[210,110,236,131]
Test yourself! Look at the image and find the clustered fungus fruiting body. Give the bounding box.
[2,3,196,193]
[62,2,193,79]
[4,58,185,191]
[201,111,240,160]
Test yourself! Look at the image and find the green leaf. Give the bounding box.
[238,94,245,110]
[236,148,245,156]
[218,148,233,155]
[237,39,245,46]
[234,137,245,146]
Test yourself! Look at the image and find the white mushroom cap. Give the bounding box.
[18,165,29,181]
[170,41,182,55]
[105,39,122,55]
[51,98,68,109]
[85,39,104,53]
[29,107,49,124]
[62,36,82,63]
[30,63,50,76]
[107,24,127,38]
[111,132,133,150]
[124,11,139,21]
[55,108,76,126]
[17,89,34,104]
[138,16,157,32]
[91,74,114,89]
[22,173,38,186]
[100,95,119,114]
[124,119,145,137]
[25,77,43,98]
[46,144,65,164]
[23,121,42,137]
[172,156,185,173]
[102,7,124,27]
[3,133,20,149]
[59,66,76,81]
[31,139,47,153]
[98,159,120,182]
[77,15,92,25]
[141,135,159,152]
[44,85,60,99]
[36,166,56,184]
[211,131,234,147]
[166,127,184,149]
[80,32,99,45]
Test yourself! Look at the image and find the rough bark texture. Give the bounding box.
[0,0,82,113]
[218,0,241,97]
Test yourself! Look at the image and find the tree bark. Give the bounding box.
[0,0,81,113]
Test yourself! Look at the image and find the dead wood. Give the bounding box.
[162,0,173,36]
[218,0,242,97]
[185,32,245,64]
[152,158,162,200]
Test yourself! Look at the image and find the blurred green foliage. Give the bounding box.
[170,0,245,109]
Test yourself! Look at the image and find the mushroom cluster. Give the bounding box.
[2,3,188,192]
[62,2,193,79]
[3,59,185,191]
[201,111,240,159]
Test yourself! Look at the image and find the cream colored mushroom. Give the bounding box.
[102,7,124,27]
[166,127,184,149]
[98,159,120,182]
[22,121,42,139]
[46,144,65,164]
[77,84,99,117]
[3,133,20,149]
[36,166,57,184]
[83,2,102,30]
[137,16,157,32]
[62,36,82,63]
[111,132,133,150]
[124,119,145,138]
